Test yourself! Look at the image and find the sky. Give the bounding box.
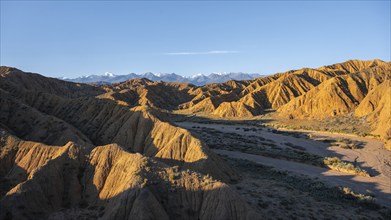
[0,1,390,78]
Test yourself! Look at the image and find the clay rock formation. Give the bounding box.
[0,68,237,182]
[0,89,92,147]
[213,101,253,118]
[322,59,387,73]
[172,60,389,118]
[0,130,71,197]
[0,67,105,98]
[0,132,257,220]
[355,80,391,149]
[1,60,389,142]
[0,67,251,219]
[24,59,384,121]
[236,73,316,114]
[234,60,388,115]
[101,80,196,110]
[1,59,390,218]
[275,62,391,147]
[278,66,390,119]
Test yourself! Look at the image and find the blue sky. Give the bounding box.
[1,1,390,78]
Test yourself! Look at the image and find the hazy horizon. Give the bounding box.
[1,1,390,78]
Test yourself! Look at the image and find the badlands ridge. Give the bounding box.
[0,59,390,219]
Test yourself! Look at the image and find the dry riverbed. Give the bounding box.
[176,121,391,212]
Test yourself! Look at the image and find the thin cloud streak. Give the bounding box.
[164,50,240,55]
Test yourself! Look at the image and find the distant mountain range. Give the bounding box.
[59,72,264,85]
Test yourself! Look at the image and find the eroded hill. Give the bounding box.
[0,67,252,219]
[1,60,390,143]
[0,131,256,220]
[69,59,391,144]
[0,59,390,219]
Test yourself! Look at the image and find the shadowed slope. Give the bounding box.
[0,89,92,146]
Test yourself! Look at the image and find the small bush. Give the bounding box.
[323,157,369,176]
[341,187,379,209]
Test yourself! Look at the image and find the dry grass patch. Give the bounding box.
[323,157,370,177]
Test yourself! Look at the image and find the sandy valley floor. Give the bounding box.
[176,121,391,215]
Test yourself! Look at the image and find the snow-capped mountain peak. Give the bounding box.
[211,72,228,76]
[104,72,115,77]
[61,72,264,86]
[190,73,206,78]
